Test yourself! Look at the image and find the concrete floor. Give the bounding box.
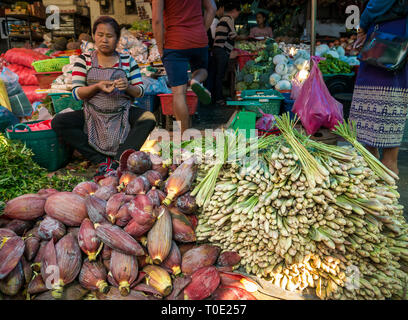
[194,104,408,221]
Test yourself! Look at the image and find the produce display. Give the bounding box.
[236,42,309,92]
[235,41,266,53]
[0,148,258,301]
[191,116,408,300]
[318,54,352,75]
[0,134,86,202]
[315,44,360,67]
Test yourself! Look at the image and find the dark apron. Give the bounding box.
[83,51,132,156]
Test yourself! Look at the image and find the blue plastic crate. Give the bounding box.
[135,94,158,112]
[280,92,296,120]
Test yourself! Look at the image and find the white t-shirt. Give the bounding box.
[210,17,220,40]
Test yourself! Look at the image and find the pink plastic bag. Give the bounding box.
[292,56,343,135]
[255,108,277,131]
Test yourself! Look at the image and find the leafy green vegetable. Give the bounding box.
[318,54,352,75]
[130,20,152,33]
[0,134,87,202]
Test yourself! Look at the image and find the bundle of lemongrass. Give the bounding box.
[193,115,408,300]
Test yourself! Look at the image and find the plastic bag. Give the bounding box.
[22,86,47,104]
[0,67,22,96]
[290,76,303,101]
[292,56,343,135]
[4,48,48,69]
[143,76,171,95]
[10,119,52,132]
[255,108,277,131]
[0,79,12,111]
[9,92,33,117]
[0,106,19,132]
[7,64,39,86]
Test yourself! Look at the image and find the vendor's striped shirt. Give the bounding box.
[72,52,144,101]
[213,15,237,54]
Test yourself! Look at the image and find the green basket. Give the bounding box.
[49,92,83,114]
[228,111,257,139]
[32,58,70,73]
[240,89,284,116]
[5,121,72,171]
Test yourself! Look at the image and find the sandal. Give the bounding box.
[191,79,212,105]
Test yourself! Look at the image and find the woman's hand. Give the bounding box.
[114,78,129,91]
[354,28,367,49]
[97,80,115,93]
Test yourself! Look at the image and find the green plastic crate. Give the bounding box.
[6,121,72,171]
[240,89,284,116]
[49,92,83,114]
[228,111,257,139]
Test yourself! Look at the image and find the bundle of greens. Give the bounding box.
[0,134,86,202]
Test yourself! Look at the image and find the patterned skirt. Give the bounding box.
[349,18,408,148]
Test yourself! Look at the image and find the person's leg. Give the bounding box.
[189,47,211,105]
[161,48,190,132]
[172,84,190,133]
[114,108,156,160]
[51,110,106,164]
[381,147,399,175]
[213,47,229,104]
[365,145,380,159]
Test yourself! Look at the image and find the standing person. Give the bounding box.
[152,0,217,134]
[212,2,241,107]
[206,3,225,104]
[349,0,408,175]
[51,16,156,180]
[249,12,273,39]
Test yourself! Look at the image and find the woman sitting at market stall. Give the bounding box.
[51,16,156,179]
[249,12,273,39]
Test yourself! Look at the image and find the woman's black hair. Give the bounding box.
[256,12,267,20]
[224,2,241,12]
[93,16,121,39]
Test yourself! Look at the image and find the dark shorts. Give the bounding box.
[162,46,209,87]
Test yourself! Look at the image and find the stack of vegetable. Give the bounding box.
[235,41,312,92]
[318,54,353,75]
[235,41,266,53]
[193,116,408,300]
[0,149,258,301]
[315,44,360,67]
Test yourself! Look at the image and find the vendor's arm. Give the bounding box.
[152,0,165,57]
[72,54,114,100]
[203,0,217,31]
[124,56,145,98]
[359,0,396,31]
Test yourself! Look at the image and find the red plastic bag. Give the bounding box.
[22,86,47,104]
[4,48,48,69]
[7,119,52,132]
[7,64,39,86]
[292,56,343,135]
